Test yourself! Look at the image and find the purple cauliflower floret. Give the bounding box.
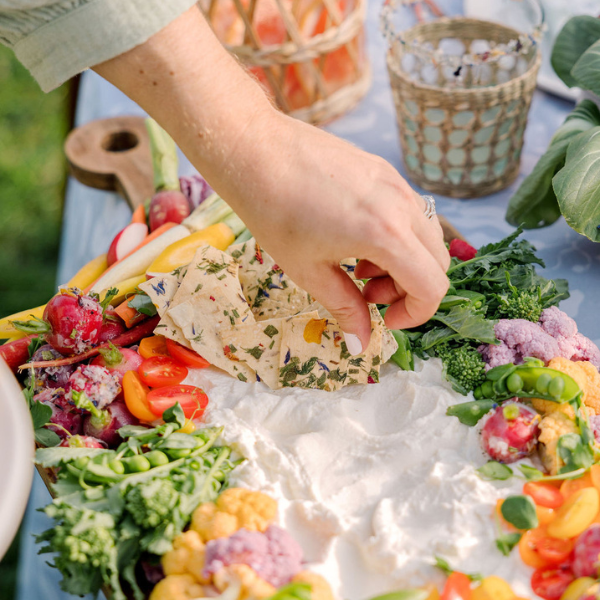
[479,307,600,371]
[203,525,303,587]
[27,344,75,390]
[34,387,83,439]
[179,174,214,210]
[590,415,600,444]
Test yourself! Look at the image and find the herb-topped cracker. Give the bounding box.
[139,274,181,317]
[167,288,256,382]
[278,314,383,391]
[228,239,312,320]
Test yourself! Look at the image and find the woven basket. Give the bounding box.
[386,17,541,198]
[198,0,370,125]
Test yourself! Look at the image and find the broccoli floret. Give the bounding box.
[37,504,119,597]
[495,286,543,322]
[125,478,179,528]
[436,344,486,395]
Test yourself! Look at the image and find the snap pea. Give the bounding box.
[535,373,552,395]
[108,459,125,474]
[506,373,523,394]
[74,456,90,470]
[145,450,169,468]
[167,448,192,460]
[548,376,565,399]
[123,455,151,473]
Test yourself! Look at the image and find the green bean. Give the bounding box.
[145,450,169,468]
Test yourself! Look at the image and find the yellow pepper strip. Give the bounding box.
[99,274,147,307]
[0,304,46,339]
[547,487,599,539]
[146,224,235,275]
[67,253,108,289]
[560,578,596,600]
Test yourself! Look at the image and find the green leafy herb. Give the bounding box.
[98,342,123,367]
[518,464,545,481]
[263,324,279,338]
[477,461,513,481]
[367,591,430,600]
[244,346,264,360]
[434,556,482,582]
[557,432,595,474]
[500,495,538,530]
[127,293,158,317]
[100,288,119,311]
[390,329,414,371]
[495,532,522,556]
[71,390,102,419]
[28,336,45,357]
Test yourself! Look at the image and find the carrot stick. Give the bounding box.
[84,222,177,293]
[114,299,145,329]
[130,204,146,226]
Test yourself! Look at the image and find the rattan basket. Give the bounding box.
[384,17,541,198]
[198,0,370,125]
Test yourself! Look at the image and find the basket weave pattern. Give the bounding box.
[198,0,371,124]
[387,18,541,198]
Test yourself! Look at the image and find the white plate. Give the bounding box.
[0,358,34,560]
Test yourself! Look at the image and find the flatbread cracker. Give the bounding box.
[167,287,256,382]
[228,239,312,320]
[139,275,181,317]
[154,314,193,349]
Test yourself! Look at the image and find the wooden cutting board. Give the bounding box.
[64,116,464,242]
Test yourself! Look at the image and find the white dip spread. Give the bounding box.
[184,359,535,599]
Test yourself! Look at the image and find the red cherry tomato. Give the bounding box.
[165,338,211,369]
[524,482,565,509]
[138,356,188,388]
[441,572,472,600]
[146,385,208,419]
[537,537,574,565]
[531,566,575,600]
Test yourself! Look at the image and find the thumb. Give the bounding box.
[306,264,372,356]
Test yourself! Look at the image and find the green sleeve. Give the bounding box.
[0,0,198,92]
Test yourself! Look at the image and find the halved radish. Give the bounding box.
[149,190,190,232]
[107,223,148,266]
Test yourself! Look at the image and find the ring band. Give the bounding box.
[422,195,436,220]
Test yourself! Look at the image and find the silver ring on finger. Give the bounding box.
[421,195,436,220]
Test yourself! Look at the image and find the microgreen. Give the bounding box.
[495,532,522,556]
[500,495,538,530]
[127,293,157,317]
[477,461,513,481]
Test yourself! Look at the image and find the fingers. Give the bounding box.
[362,276,405,305]
[302,263,372,355]
[410,195,451,273]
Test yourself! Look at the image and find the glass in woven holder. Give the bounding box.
[381,1,543,198]
[198,0,370,125]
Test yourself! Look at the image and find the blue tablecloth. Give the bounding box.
[16,1,600,598]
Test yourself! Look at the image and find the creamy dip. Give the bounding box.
[184,359,535,599]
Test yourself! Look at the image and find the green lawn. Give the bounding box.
[0,45,68,600]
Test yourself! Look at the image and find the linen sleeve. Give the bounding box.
[0,0,198,92]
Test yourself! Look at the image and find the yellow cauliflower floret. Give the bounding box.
[538,411,579,475]
[149,574,204,600]
[161,530,209,584]
[292,571,335,600]
[191,488,277,542]
[213,564,276,600]
[576,360,600,415]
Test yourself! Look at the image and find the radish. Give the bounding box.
[83,401,140,447]
[0,335,37,373]
[573,525,600,577]
[149,191,190,231]
[20,315,160,370]
[68,364,121,411]
[91,344,143,385]
[27,344,74,389]
[35,388,82,439]
[98,306,127,343]
[106,223,148,266]
[481,402,540,463]
[60,435,106,449]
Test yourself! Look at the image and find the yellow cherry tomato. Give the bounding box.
[560,472,593,500]
[560,577,596,600]
[471,576,514,600]
[177,419,196,435]
[122,370,156,423]
[547,487,599,540]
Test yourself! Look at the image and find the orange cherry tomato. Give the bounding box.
[122,370,156,422]
[560,473,594,500]
[519,527,553,569]
[138,356,188,388]
[524,482,565,509]
[165,338,210,369]
[589,464,600,492]
[536,537,574,565]
[531,566,575,600]
[138,335,169,359]
[441,572,472,600]
[536,505,557,527]
[496,499,517,531]
[146,385,209,419]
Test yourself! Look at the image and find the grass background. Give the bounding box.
[0,44,70,599]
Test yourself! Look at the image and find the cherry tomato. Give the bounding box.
[165,338,210,369]
[138,356,188,387]
[122,371,155,422]
[441,572,472,600]
[139,335,169,359]
[537,537,574,565]
[519,527,553,569]
[524,482,565,509]
[146,385,208,419]
[561,473,594,501]
[531,566,575,600]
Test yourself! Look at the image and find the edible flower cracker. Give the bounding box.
[228,239,312,320]
[139,274,181,317]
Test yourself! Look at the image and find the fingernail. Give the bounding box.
[343,332,363,356]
